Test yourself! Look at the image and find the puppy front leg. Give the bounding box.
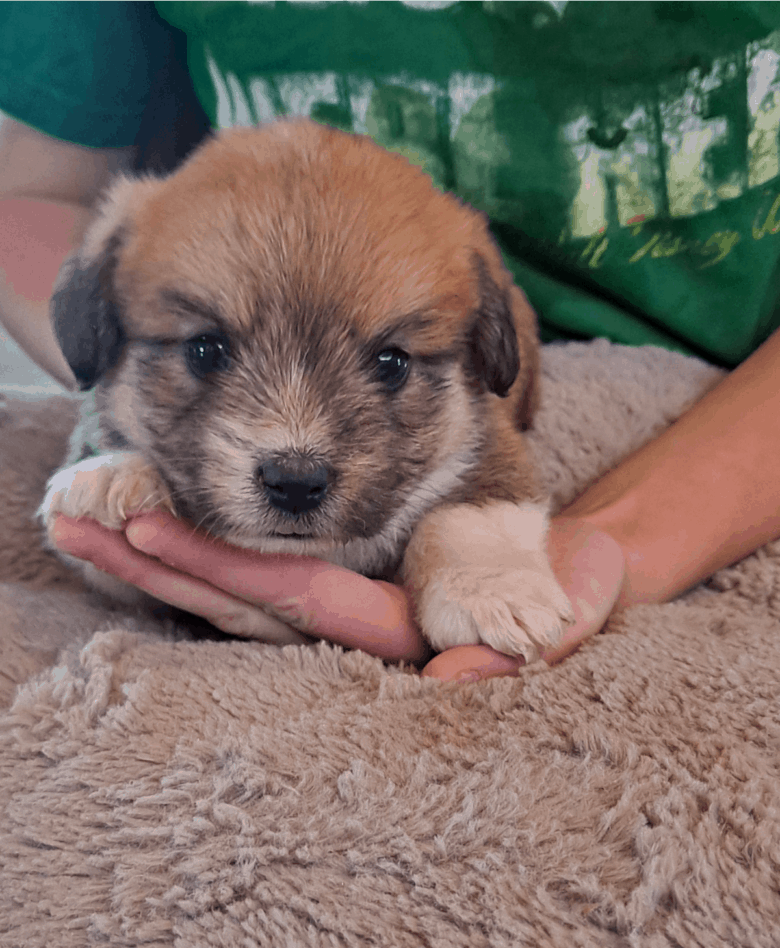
[38,452,175,605]
[402,500,574,664]
[39,451,174,529]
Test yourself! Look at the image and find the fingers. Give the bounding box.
[50,514,308,645]
[51,510,426,661]
[541,520,624,664]
[421,645,523,682]
[125,510,429,662]
[49,512,617,678]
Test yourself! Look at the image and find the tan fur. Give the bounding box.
[39,119,572,658]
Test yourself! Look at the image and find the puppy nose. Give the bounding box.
[259,457,329,516]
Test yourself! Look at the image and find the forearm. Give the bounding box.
[0,117,135,389]
[0,198,93,389]
[559,328,780,607]
[0,296,73,389]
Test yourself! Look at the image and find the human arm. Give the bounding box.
[427,325,780,677]
[436,322,780,682]
[45,324,780,681]
[2,117,613,674]
[0,116,133,388]
[53,321,780,679]
[12,117,779,677]
[49,509,623,673]
[559,325,780,609]
[50,509,431,662]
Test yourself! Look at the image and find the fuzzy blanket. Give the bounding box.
[2,340,779,948]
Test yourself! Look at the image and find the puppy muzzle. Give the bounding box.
[258,454,333,519]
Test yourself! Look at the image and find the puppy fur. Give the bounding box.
[40,119,572,661]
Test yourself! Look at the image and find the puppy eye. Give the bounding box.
[376,348,410,392]
[185,333,231,378]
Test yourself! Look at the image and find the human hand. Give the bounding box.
[421,519,625,680]
[50,509,429,661]
[50,511,623,676]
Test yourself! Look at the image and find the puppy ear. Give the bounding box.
[51,234,124,391]
[509,284,541,430]
[468,254,520,399]
[51,173,159,390]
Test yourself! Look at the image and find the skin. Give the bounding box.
[0,119,132,387]
[49,511,625,674]
[4,117,780,680]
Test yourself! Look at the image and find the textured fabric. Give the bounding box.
[4,342,780,946]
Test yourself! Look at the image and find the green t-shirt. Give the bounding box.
[2,1,780,368]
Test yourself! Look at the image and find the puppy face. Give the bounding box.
[54,120,538,577]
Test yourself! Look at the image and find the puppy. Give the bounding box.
[39,119,573,662]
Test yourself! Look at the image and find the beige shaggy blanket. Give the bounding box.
[2,340,779,948]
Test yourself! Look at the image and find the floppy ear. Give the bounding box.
[50,173,151,391]
[509,284,541,430]
[468,253,540,429]
[468,254,520,399]
[51,234,124,391]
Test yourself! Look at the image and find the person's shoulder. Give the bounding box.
[0,1,181,150]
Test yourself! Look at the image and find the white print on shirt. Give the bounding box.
[564,39,780,238]
[205,27,780,258]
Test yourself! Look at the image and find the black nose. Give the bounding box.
[259,457,330,517]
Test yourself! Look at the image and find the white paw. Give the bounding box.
[39,452,173,532]
[38,452,175,607]
[416,563,573,663]
[405,499,574,663]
